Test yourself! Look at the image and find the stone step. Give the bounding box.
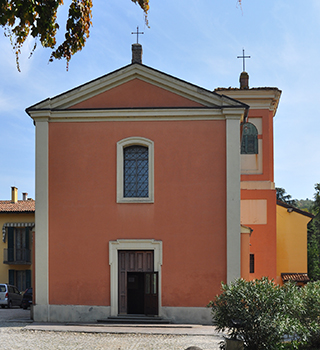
[97,315,172,324]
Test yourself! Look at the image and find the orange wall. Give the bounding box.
[48,120,227,307]
[240,105,277,280]
[241,230,251,280]
[241,189,277,280]
[241,109,274,183]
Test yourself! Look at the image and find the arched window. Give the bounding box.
[124,145,149,198]
[241,122,258,154]
[117,137,154,203]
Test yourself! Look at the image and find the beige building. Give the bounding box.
[0,187,35,292]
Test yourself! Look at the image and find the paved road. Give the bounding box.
[0,306,31,322]
[0,308,224,350]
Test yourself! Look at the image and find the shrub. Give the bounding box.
[208,277,293,350]
[293,281,320,349]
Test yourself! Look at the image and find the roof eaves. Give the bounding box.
[277,200,314,218]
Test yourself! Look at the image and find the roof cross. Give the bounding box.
[237,49,251,72]
[131,26,144,44]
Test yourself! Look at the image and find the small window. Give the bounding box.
[241,123,258,154]
[124,146,149,198]
[117,137,154,203]
[250,254,255,273]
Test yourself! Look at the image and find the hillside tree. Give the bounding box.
[308,184,320,280]
[276,187,297,206]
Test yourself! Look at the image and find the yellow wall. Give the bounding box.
[276,204,311,285]
[0,213,34,284]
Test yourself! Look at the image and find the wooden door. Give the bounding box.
[118,250,154,314]
[144,272,158,316]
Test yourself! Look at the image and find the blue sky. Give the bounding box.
[0,0,319,201]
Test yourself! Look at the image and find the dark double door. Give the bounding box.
[118,250,158,316]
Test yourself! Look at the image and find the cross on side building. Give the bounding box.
[237,48,251,72]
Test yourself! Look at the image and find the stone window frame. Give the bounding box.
[117,137,154,203]
[241,122,258,154]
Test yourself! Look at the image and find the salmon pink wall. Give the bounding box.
[48,120,227,307]
[69,79,204,109]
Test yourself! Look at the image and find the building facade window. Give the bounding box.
[9,269,31,292]
[117,137,154,203]
[4,227,31,264]
[241,122,258,154]
[124,146,149,198]
[250,254,255,273]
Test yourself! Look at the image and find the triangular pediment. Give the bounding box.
[68,78,205,109]
[27,64,247,112]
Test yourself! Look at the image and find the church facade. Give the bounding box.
[27,45,249,323]
[28,44,307,324]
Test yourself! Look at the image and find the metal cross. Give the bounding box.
[131,26,144,44]
[237,49,251,72]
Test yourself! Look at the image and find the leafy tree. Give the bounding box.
[1,0,244,70]
[308,229,320,281]
[296,199,314,212]
[0,0,149,70]
[276,187,297,206]
[291,281,320,349]
[311,183,320,234]
[307,184,320,281]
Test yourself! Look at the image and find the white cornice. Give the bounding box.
[28,107,245,122]
[218,89,281,115]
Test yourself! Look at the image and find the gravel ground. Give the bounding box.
[0,309,223,350]
[1,328,222,350]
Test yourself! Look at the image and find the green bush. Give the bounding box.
[208,277,297,350]
[209,278,320,350]
[292,281,320,349]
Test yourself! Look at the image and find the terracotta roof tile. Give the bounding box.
[281,273,310,283]
[0,200,35,213]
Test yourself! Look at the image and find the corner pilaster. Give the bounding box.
[225,115,241,283]
[34,119,49,320]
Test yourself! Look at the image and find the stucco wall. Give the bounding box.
[240,107,277,281]
[48,119,227,308]
[276,205,310,284]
